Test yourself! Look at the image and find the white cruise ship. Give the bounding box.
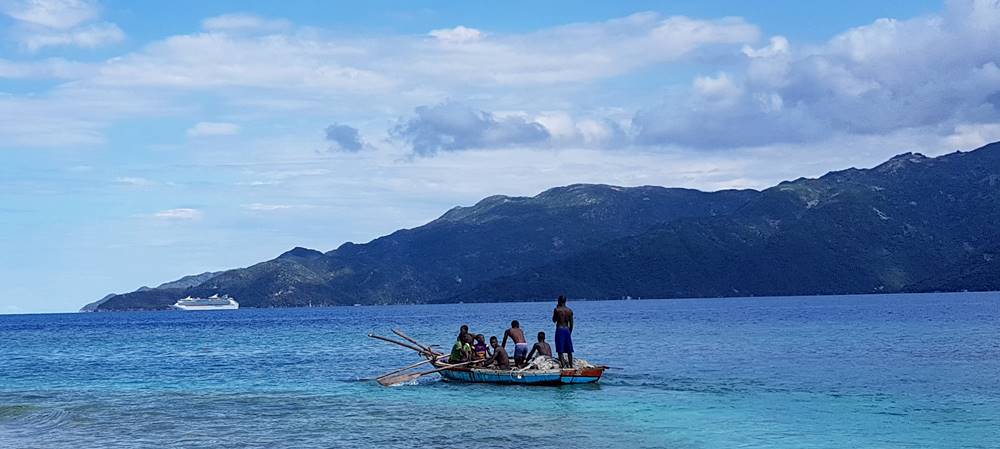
[171,294,239,311]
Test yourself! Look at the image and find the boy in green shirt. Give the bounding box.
[449,333,472,363]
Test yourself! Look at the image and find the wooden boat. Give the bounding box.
[368,330,608,386]
[433,360,606,385]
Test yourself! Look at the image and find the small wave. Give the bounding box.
[0,404,40,419]
[0,406,75,436]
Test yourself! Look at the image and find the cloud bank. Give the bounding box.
[634,0,1000,149]
[1,0,123,51]
[1,1,998,157]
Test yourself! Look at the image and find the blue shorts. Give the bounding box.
[514,343,528,359]
[555,327,573,354]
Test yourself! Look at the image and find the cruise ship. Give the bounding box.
[171,294,239,311]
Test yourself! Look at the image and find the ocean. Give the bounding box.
[1,292,998,449]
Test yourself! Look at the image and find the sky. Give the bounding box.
[2,0,1000,314]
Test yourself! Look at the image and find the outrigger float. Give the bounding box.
[369,329,608,386]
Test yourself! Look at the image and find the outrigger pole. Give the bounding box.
[392,328,439,354]
[368,331,449,385]
[377,360,477,386]
[367,333,438,357]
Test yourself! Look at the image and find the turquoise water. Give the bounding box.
[1,293,999,448]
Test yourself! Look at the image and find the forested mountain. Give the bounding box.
[89,142,1000,310]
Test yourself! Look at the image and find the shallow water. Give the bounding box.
[1,293,999,448]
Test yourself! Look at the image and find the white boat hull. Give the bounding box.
[171,303,239,311]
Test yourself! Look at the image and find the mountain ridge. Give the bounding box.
[88,142,1000,311]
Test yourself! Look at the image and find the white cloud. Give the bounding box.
[693,72,743,105]
[3,2,1000,157]
[202,13,291,33]
[533,111,628,149]
[411,13,759,85]
[2,0,124,51]
[0,98,106,147]
[81,11,759,93]
[429,26,484,43]
[94,33,394,91]
[0,57,91,78]
[186,121,240,137]
[243,203,293,211]
[635,0,1000,149]
[19,22,124,51]
[1,0,98,29]
[0,11,762,148]
[0,83,175,148]
[943,122,1000,149]
[114,176,153,187]
[153,208,202,220]
[242,203,315,211]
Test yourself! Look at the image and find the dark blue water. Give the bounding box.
[2,293,999,449]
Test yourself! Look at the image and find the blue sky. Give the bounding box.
[2,0,999,313]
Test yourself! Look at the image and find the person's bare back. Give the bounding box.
[527,331,553,360]
[504,326,526,344]
[553,305,573,330]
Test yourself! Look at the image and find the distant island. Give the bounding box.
[86,141,1000,311]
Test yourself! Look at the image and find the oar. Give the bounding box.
[368,333,434,356]
[363,356,447,381]
[392,328,439,355]
[377,360,477,386]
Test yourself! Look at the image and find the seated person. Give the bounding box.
[525,331,553,361]
[473,334,490,361]
[482,336,510,370]
[448,332,472,363]
[459,325,474,345]
[501,320,529,367]
[461,327,476,349]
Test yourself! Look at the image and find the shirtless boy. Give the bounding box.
[501,320,528,367]
[483,336,510,370]
[552,295,574,368]
[525,331,553,361]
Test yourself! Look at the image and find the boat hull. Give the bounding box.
[437,366,605,385]
[170,304,239,311]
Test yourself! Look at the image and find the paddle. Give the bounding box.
[377,360,477,386]
[368,333,434,356]
[366,356,447,381]
[392,328,438,355]
[376,355,447,380]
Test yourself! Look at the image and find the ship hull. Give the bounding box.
[436,366,604,385]
[170,304,239,311]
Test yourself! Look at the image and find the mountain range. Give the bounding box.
[87,141,1000,311]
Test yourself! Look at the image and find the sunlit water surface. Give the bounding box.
[2,293,999,448]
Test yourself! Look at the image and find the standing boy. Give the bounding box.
[501,320,528,367]
[552,295,574,368]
